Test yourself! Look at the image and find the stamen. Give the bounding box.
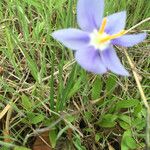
[99,30,126,43]
[99,18,107,34]
[109,30,126,40]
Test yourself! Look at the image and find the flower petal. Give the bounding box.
[101,46,129,76]
[111,33,147,47]
[105,11,126,34]
[51,28,89,51]
[77,0,104,31]
[75,47,107,74]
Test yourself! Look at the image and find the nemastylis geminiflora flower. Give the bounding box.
[52,0,146,76]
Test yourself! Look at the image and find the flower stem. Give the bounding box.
[126,17,150,33]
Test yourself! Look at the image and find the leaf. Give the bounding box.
[65,115,77,123]
[116,99,139,110]
[33,22,45,38]
[133,103,142,116]
[73,134,86,150]
[1,147,10,150]
[14,146,31,150]
[119,120,130,130]
[21,94,32,110]
[132,118,146,130]
[30,114,45,124]
[118,114,131,124]
[12,32,39,81]
[91,76,102,100]
[57,125,69,140]
[121,130,137,150]
[25,0,43,9]
[17,5,30,41]
[106,75,117,94]
[49,129,57,148]
[67,77,82,99]
[5,29,21,76]
[98,114,118,128]
[95,133,102,142]
[84,111,92,120]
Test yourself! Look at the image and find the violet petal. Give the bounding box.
[101,46,129,76]
[75,47,107,74]
[105,11,126,34]
[51,28,89,51]
[112,33,147,47]
[77,0,104,32]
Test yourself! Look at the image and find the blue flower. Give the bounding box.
[52,0,146,76]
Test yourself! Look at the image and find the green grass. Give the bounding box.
[0,0,149,149]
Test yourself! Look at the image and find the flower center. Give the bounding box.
[90,17,126,51]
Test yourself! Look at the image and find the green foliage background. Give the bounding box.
[0,0,149,149]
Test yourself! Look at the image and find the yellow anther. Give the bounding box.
[108,30,126,40]
[99,30,126,43]
[99,18,107,34]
